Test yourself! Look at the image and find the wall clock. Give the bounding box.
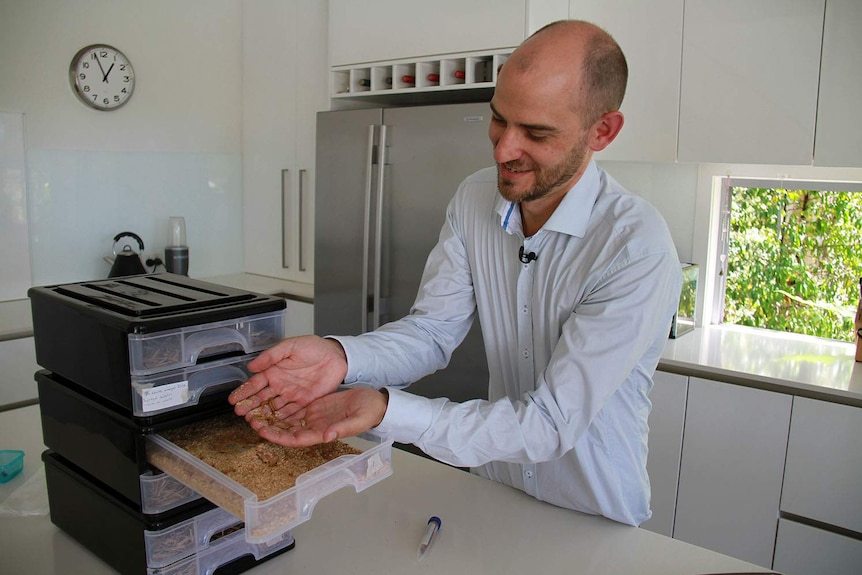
[69,44,135,111]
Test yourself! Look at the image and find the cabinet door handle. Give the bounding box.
[298,168,307,272]
[282,168,290,269]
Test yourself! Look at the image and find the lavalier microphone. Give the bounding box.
[518,245,538,264]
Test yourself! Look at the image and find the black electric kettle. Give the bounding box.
[108,231,147,278]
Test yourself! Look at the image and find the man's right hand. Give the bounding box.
[228,335,348,421]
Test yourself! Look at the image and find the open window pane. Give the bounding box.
[718,181,862,343]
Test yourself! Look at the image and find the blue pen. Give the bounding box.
[417,516,441,559]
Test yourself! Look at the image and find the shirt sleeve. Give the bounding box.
[332,196,479,389]
[377,248,681,469]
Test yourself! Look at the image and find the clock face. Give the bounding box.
[69,44,135,111]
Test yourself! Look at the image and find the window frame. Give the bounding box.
[691,163,862,337]
[709,175,862,333]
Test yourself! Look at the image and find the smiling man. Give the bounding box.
[229,20,682,527]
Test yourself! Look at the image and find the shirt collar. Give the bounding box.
[496,161,601,238]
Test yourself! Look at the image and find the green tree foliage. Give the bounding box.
[725,187,862,342]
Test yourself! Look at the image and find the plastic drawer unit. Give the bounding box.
[145,506,294,575]
[128,311,284,376]
[42,451,294,575]
[131,353,258,417]
[28,273,286,412]
[147,431,394,544]
[37,370,226,511]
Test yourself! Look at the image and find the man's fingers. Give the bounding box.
[256,422,325,447]
[228,372,270,404]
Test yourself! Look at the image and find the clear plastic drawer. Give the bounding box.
[147,520,294,575]
[139,471,203,515]
[128,310,284,376]
[131,353,256,417]
[145,506,240,568]
[146,431,394,544]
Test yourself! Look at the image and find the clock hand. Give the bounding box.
[93,54,109,82]
[103,62,115,82]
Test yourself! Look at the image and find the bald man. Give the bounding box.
[230,20,682,526]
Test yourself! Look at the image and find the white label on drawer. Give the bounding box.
[142,381,189,412]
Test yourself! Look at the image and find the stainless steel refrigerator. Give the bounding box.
[314,102,493,403]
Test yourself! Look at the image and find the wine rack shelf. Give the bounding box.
[331,49,512,103]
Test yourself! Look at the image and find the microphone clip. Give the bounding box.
[518,245,538,264]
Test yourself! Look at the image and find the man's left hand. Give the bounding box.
[246,387,389,447]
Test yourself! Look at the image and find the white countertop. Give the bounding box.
[660,324,862,407]
[0,404,771,575]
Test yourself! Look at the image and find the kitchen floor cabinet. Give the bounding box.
[773,395,862,575]
[242,0,326,284]
[568,0,682,163]
[642,370,688,537]
[813,0,862,167]
[0,336,38,408]
[677,0,824,165]
[773,518,862,575]
[283,299,314,338]
[672,377,792,568]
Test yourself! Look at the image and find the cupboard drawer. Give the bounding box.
[781,397,862,533]
[773,518,862,575]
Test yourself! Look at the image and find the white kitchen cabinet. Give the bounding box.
[813,0,862,167]
[284,299,314,337]
[677,0,824,165]
[242,0,325,284]
[328,0,527,67]
[781,397,862,534]
[673,377,792,568]
[0,337,39,408]
[568,0,682,163]
[773,519,862,575]
[641,370,688,537]
[328,0,569,102]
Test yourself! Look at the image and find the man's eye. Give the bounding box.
[528,132,549,141]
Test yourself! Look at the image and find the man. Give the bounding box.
[229,20,682,527]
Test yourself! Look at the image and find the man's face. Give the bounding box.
[488,65,593,204]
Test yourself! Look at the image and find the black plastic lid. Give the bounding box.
[28,273,286,333]
[50,274,263,317]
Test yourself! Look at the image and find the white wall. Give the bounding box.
[597,161,699,264]
[0,0,244,293]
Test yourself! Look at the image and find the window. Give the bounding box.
[712,178,862,342]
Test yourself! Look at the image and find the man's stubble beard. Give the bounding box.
[496,134,590,204]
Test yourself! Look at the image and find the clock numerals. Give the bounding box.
[70,44,135,111]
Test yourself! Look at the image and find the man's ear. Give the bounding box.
[588,111,624,152]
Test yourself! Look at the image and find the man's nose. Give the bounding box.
[491,127,523,164]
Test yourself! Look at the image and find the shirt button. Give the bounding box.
[521,306,528,314]
[522,349,529,358]
[525,470,533,479]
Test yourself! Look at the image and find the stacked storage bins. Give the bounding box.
[29,274,293,574]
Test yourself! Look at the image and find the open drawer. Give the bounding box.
[146,430,393,544]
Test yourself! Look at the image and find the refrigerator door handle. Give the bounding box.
[372,124,388,330]
[361,125,376,333]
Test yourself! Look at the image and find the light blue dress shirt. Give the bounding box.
[333,161,682,526]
